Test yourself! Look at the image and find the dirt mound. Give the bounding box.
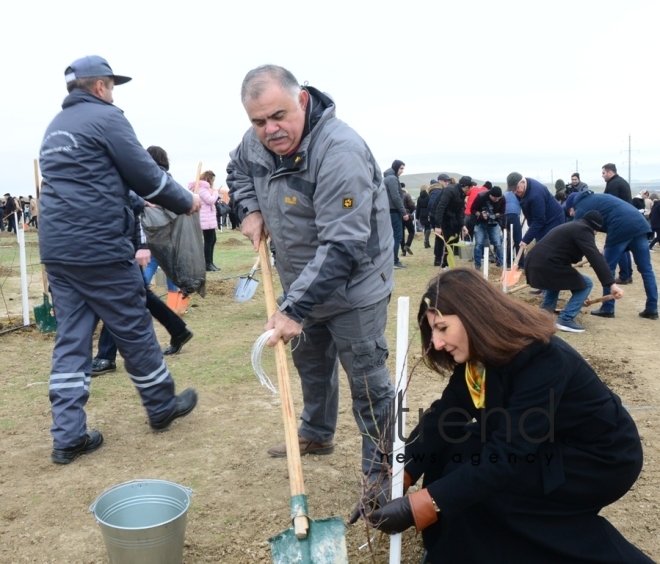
[204,279,234,296]
[221,238,245,246]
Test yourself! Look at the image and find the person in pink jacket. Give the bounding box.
[189,170,220,271]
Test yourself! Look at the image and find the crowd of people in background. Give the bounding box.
[384,163,658,332]
[0,193,38,232]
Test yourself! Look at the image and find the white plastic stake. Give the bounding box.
[510,224,514,269]
[17,218,30,326]
[502,229,507,293]
[483,247,489,279]
[389,296,410,564]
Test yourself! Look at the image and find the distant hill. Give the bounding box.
[399,172,489,198]
[398,173,660,199]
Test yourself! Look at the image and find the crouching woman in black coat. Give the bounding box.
[359,268,652,563]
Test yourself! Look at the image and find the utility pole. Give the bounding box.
[628,135,631,185]
[551,169,553,184]
[575,160,578,173]
[620,135,637,187]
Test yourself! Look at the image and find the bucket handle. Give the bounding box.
[89,479,194,513]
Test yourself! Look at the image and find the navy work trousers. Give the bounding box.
[46,260,177,449]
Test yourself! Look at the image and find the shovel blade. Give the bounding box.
[503,266,523,287]
[269,516,348,564]
[234,275,259,302]
[34,295,57,333]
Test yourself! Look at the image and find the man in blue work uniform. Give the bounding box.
[39,55,201,464]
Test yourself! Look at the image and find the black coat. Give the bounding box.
[405,337,650,563]
[434,184,466,230]
[651,200,660,230]
[524,219,615,290]
[604,174,632,204]
[416,191,430,225]
[469,190,507,225]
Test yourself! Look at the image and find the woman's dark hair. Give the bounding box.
[418,268,555,371]
[200,170,216,184]
[146,146,169,171]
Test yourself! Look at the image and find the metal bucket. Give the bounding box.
[455,241,474,261]
[89,479,192,564]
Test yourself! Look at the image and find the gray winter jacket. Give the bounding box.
[228,87,394,323]
[39,89,192,265]
[383,168,406,215]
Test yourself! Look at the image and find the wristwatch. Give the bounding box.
[431,498,441,513]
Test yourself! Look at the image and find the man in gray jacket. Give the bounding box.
[228,65,395,480]
[383,159,409,269]
[39,56,201,464]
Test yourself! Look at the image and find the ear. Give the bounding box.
[299,89,309,111]
[92,79,106,97]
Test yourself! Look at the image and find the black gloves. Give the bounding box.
[368,496,415,534]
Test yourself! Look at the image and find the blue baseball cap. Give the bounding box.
[64,56,132,85]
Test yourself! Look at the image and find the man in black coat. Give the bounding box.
[602,162,633,284]
[3,192,20,233]
[525,211,623,332]
[433,176,470,267]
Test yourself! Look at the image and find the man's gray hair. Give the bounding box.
[241,65,301,105]
[67,76,112,94]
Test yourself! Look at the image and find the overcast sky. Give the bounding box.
[1,0,658,196]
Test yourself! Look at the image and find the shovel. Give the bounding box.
[501,247,525,288]
[259,238,348,564]
[554,294,615,313]
[34,266,57,333]
[234,255,260,302]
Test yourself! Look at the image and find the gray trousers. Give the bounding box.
[292,296,395,475]
[46,260,177,449]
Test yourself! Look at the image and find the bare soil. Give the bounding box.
[1,232,659,563]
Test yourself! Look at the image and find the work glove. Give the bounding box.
[369,489,439,535]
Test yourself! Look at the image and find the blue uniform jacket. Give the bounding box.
[519,177,564,244]
[572,191,651,247]
[38,89,192,265]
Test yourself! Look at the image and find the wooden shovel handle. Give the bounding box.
[193,162,202,194]
[34,159,41,219]
[258,238,309,536]
[573,259,589,268]
[249,254,260,274]
[41,265,49,296]
[512,246,525,268]
[508,283,529,294]
[584,295,615,307]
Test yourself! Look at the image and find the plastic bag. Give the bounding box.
[141,206,206,297]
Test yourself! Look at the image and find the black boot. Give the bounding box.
[163,328,194,355]
[206,263,219,272]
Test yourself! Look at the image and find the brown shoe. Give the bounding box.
[267,435,335,458]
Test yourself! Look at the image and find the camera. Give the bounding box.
[485,203,499,225]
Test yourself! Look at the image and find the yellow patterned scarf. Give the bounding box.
[465,361,486,409]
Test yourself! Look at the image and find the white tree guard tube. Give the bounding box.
[17,219,30,326]
[502,229,508,293]
[483,247,489,280]
[390,296,409,564]
[510,224,514,270]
